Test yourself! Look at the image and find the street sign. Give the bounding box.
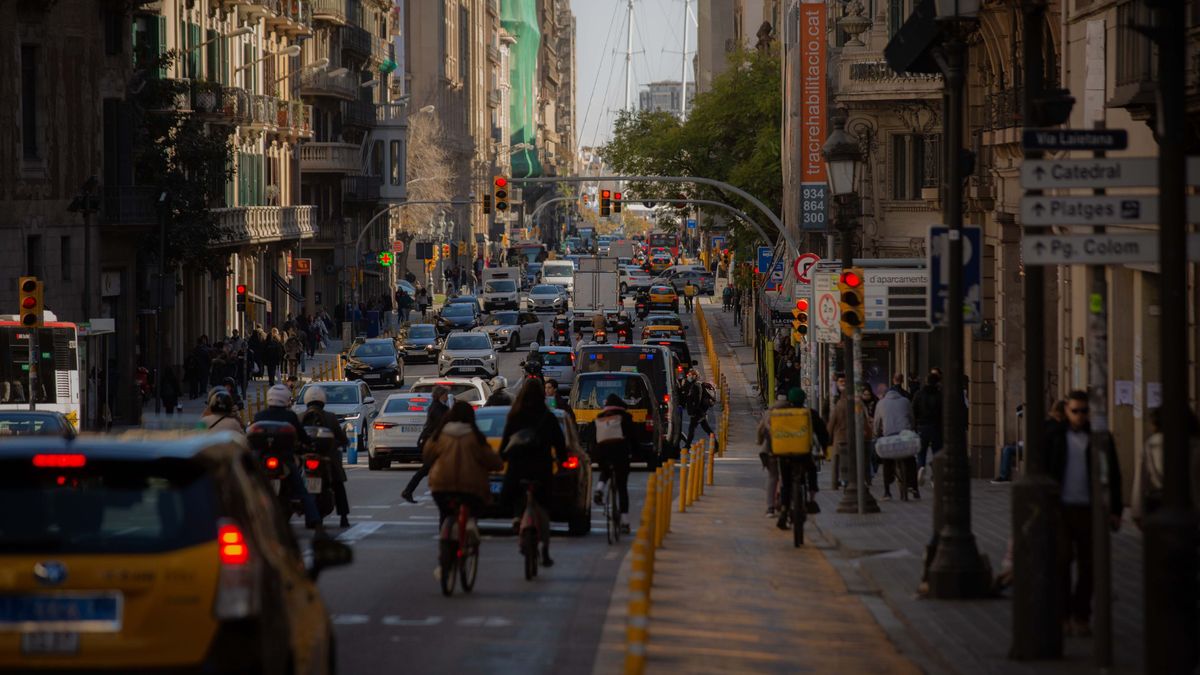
[765,262,785,292]
[928,226,982,325]
[756,246,773,274]
[1021,158,1152,189]
[1021,196,1168,226]
[1022,233,1200,265]
[863,268,932,332]
[291,258,312,276]
[793,253,822,283]
[686,218,697,229]
[392,240,405,253]
[812,271,841,344]
[1022,128,1128,151]
[711,235,725,249]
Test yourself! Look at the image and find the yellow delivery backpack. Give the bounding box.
[769,407,813,456]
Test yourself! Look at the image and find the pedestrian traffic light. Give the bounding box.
[793,298,809,336]
[441,243,451,258]
[493,176,509,212]
[838,268,864,337]
[613,192,623,213]
[18,276,42,328]
[377,252,393,267]
[482,194,492,215]
[235,283,247,313]
[600,189,611,217]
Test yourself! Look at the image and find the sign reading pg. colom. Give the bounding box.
[799,1,827,232]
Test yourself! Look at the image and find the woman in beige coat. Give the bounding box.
[422,401,504,521]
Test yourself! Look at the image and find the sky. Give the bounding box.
[569,0,698,150]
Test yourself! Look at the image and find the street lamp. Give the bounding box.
[236,44,302,72]
[822,112,878,516]
[190,26,254,51]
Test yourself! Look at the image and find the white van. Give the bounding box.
[540,260,576,292]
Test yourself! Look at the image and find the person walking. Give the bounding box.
[722,285,733,311]
[397,289,414,323]
[283,329,303,378]
[1046,390,1123,637]
[828,373,871,490]
[680,369,717,451]
[264,328,284,386]
[159,362,181,416]
[913,369,943,486]
[732,287,743,326]
[873,373,918,500]
[401,385,451,503]
[1131,407,1200,528]
[415,283,429,318]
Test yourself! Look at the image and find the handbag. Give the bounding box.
[875,429,921,459]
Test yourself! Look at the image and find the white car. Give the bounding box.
[481,277,520,311]
[527,283,570,312]
[476,310,545,351]
[619,266,653,294]
[292,381,378,460]
[438,331,500,377]
[408,376,494,408]
[540,260,576,292]
[367,392,435,470]
[537,346,577,393]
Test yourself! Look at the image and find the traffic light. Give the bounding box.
[613,192,623,213]
[492,176,509,212]
[235,283,247,313]
[377,252,393,267]
[482,194,492,214]
[838,268,865,337]
[441,243,451,258]
[793,298,809,337]
[600,189,611,217]
[18,276,42,328]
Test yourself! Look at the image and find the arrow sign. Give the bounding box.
[1022,233,1200,265]
[1021,157,1200,189]
[1017,196,1200,225]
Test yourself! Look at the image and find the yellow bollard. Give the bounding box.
[707,435,716,486]
[698,439,708,497]
[690,443,701,505]
[678,450,688,513]
[662,460,673,533]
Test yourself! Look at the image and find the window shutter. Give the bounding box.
[156,15,167,79]
[206,28,218,81]
[190,23,202,79]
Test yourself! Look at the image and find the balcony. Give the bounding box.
[982,88,1023,131]
[264,0,312,37]
[102,186,158,226]
[341,25,372,60]
[300,70,357,100]
[342,99,375,129]
[375,102,407,127]
[300,142,361,174]
[244,93,281,130]
[342,175,382,203]
[310,0,346,24]
[278,100,314,138]
[211,205,317,246]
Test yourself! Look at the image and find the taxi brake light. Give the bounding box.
[218,524,249,565]
[374,422,397,430]
[33,453,86,468]
[304,458,321,471]
[264,456,280,470]
[562,456,580,470]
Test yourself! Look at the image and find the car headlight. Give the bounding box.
[439,353,451,361]
[484,353,497,361]
[498,328,513,335]
[342,413,361,421]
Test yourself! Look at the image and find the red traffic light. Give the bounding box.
[236,284,247,295]
[494,177,507,188]
[840,271,862,288]
[614,192,622,200]
[796,298,809,311]
[601,189,611,198]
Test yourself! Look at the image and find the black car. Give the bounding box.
[643,337,696,381]
[435,302,481,335]
[343,338,405,387]
[397,323,441,363]
[0,411,76,439]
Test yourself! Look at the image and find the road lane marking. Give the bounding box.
[382,616,443,627]
[331,614,370,625]
[336,522,383,542]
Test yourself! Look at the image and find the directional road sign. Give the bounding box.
[765,262,786,292]
[1020,157,1200,190]
[793,253,821,283]
[1022,196,1175,226]
[812,271,841,344]
[711,235,725,250]
[1022,233,1200,265]
[1022,128,1128,151]
[687,218,697,230]
[928,225,982,325]
[864,268,932,333]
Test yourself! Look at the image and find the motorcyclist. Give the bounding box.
[614,309,633,343]
[485,376,514,406]
[300,386,352,528]
[251,384,322,529]
[201,387,245,434]
[591,311,607,335]
[522,343,544,380]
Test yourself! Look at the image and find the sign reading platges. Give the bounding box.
[812,270,841,344]
[863,268,932,333]
[799,1,827,232]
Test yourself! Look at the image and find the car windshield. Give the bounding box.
[351,342,395,358]
[445,334,492,350]
[443,304,475,317]
[647,315,681,326]
[531,285,560,295]
[0,414,65,436]
[651,286,672,294]
[573,376,651,410]
[299,384,360,405]
[486,313,519,326]
[410,382,483,401]
[472,411,509,437]
[0,457,217,554]
[485,280,517,293]
[543,263,573,277]
[407,325,436,339]
[383,396,431,414]
[542,351,573,367]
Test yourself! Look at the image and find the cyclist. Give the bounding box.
[252,384,322,529]
[680,369,718,452]
[423,401,503,535]
[300,386,352,528]
[757,387,828,528]
[683,280,698,313]
[500,378,567,568]
[201,387,245,433]
[591,394,638,533]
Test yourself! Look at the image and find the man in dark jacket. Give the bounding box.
[401,386,451,503]
[912,369,943,485]
[252,384,321,529]
[300,386,352,528]
[1046,390,1122,636]
[680,370,717,451]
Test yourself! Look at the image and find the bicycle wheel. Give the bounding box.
[604,485,615,545]
[609,479,622,544]
[521,527,538,581]
[792,470,806,548]
[460,537,479,593]
[439,537,458,596]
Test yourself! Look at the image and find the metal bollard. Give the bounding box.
[707,435,716,486]
[698,439,708,497]
[678,450,688,513]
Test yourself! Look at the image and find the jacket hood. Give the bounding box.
[440,421,474,437]
[883,389,906,401]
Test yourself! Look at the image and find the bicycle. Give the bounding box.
[602,465,621,545]
[776,456,808,547]
[518,482,543,581]
[437,497,479,596]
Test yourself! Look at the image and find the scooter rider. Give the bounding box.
[614,309,633,343]
[300,386,352,528]
[252,384,322,529]
[201,387,245,434]
[485,376,514,406]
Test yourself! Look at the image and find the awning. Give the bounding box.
[883,0,941,76]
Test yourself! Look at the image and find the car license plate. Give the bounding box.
[363,374,380,380]
[271,478,281,494]
[400,425,421,433]
[0,593,122,633]
[305,477,322,493]
[489,481,503,495]
[21,632,79,655]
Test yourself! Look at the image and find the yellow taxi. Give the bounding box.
[647,255,672,274]
[569,371,665,466]
[647,284,679,312]
[0,432,351,673]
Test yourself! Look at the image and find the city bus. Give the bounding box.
[648,232,679,259]
[0,314,81,427]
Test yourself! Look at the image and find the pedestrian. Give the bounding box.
[247,326,264,381]
[283,329,303,378]
[415,283,429,318]
[1131,407,1200,528]
[680,369,717,451]
[159,362,181,416]
[189,336,212,399]
[913,369,943,486]
[732,287,743,326]
[722,285,733,311]
[208,342,227,388]
[401,385,451,503]
[826,373,870,490]
[264,328,284,386]
[201,387,244,433]
[1046,390,1123,637]
[397,289,414,323]
[873,373,918,500]
[380,292,395,335]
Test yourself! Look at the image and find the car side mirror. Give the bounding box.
[364,396,376,405]
[309,537,353,579]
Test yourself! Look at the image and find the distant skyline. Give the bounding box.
[569,0,698,149]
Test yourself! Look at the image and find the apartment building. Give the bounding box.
[696,0,780,93]
[639,80,695,117]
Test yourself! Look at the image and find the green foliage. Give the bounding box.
[600,47,781,250]
[131,50,236,276]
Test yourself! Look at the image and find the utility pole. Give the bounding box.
[624,0,635,112]
[1143,1,1198,672]
[154,192,168,416]
[680,0,689,120]
[1011,0,1062,659]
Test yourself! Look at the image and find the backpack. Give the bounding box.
[768,407,813,455]
[701,382,717,409]
[595,413,625,444]
[503,428,539,455]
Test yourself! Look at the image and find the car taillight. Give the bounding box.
[374,422,397,430]
[645,421,655,433]
[33,453,86,468]
[562,456,580,470]
[663,394,671,405]
[305,457,321,471]
[264,456,280,471]
[214,520,260,620]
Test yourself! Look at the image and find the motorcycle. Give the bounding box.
[593,328,608,344]
[551,317,572,346]
[301,427,338,518]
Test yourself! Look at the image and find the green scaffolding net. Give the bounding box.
[501,0,542,178]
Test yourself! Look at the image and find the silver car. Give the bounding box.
[476,311,546,351]
[527,283,569,312]
[438,331,499,378]
[537,346,577,394]
[367,392,433,470]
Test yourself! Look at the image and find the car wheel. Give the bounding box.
[568,506,592,536]
[368,454,384,471]
[536,331,544,343]
[512,335,520,351]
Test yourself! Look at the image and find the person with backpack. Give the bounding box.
[500,379,567,568]
[912,369,943,486]
[680,369,717,452]
[300,386,352,528]
[758,387,828,527]
[682,280,698,313]
[591,394,639,532]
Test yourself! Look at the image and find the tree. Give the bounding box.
[600,47,781,256]
[403,110,454,236]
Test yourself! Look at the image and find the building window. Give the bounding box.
[21,45,39,161]
[104,9,123,55]
[459,5,469,86]
[26,235,43,278]
[1115,1,1154,86]
[891,134,940,201]
[60,236,71,281]
[390,140,402,185]
[371,140,384,176]
[889,0,907,39]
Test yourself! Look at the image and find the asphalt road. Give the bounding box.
[310,308,675,674]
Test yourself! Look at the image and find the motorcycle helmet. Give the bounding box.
[491,376,509,392]
[207,387,234,415]
[267,384,292,407]
[529,342,540,351]
[304,386,328,406]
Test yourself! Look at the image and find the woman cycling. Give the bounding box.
[592,394,639,533]
[423,401,503,529]
[500,378,567,568]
